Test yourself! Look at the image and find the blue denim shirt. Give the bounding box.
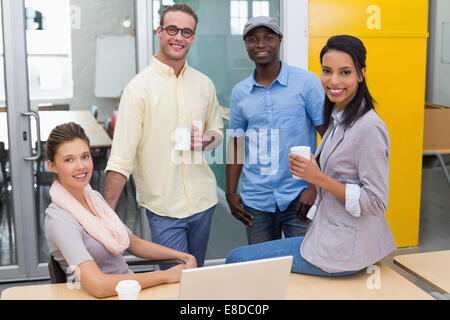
[229,62,324,212]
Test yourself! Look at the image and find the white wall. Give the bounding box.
[426,0,450,106]
[28,0,135,122]
[281,0,308,70]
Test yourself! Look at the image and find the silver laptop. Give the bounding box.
[178,256,293,300]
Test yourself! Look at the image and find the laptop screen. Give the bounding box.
[178,256,293,300]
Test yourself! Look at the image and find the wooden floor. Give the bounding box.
[1,159,449,295]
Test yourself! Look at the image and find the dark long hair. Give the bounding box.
[320,35,375,130]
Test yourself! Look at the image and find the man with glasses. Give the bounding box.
[104,3,223,269]
[226,16,325,244]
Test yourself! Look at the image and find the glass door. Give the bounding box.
[0,0,152,282]
[24,0,146,268]
[0,0,36,281]
[0,2,17,274]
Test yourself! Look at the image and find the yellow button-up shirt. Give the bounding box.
[105,57,223,218]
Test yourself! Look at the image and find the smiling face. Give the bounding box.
[156,10,196,65]
[320,49,365,111]
[47,138,93,195]
[244,26,281,67]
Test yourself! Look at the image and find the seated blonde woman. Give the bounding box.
[45,122,196,298]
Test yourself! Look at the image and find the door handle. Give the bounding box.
[21,111,41,161]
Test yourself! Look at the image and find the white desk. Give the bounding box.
[0,110,112,149]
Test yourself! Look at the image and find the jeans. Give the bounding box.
[146,205,215,270]
[226,236,360,277]
[244,198,309,245]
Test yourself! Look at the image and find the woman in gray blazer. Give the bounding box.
[226,35,396,276]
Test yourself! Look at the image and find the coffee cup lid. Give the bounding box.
[115,280,141,292]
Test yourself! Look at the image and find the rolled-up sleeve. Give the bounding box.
[306,204,317,220]
[345,183,361,217]
[105,84,145,180]
[354,121,390,217]
[306,192,321,220]
[204,80,224,137]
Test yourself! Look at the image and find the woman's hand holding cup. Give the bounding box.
[289,151,323,186]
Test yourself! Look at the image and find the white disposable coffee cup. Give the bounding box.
[115,280,141,300]
[173,126,191,151]
[290,146,311,180]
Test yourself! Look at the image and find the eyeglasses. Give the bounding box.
[160,25,195,39]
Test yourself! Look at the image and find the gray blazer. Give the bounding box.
[300,109,396,273]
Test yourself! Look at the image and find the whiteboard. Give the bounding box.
[94,34,136,97]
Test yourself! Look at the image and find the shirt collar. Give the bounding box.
[151,56,189,78]
[332,107,344,125]
[248,61,288,93]
[276,61,289,86]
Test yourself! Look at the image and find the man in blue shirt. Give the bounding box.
[226,16,325,244]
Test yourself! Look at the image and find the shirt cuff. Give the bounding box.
[306,205,317,220]
[104,162,132,180]
[345,184,361,217]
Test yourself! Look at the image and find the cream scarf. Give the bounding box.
[49,180,130,255]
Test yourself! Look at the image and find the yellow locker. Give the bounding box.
[308,0,429,247]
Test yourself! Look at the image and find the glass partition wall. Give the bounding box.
[152,0,281,261]
[0,3,16,270]
[0,0,146,282]
[24,0,141,265]
[153,0,280,108]
[0,0,282,282]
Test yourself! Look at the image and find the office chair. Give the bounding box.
[90,105,99,120]
[48,255,184,284]
[90,146,109,189]
[90,115,111,188]
[103,117,111,133]
[110,110,118,138]
[35,141,54,224]
[103,112,136,202]
[0,142,9,197]
[0,142,12,239]
[0,142,9,189]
